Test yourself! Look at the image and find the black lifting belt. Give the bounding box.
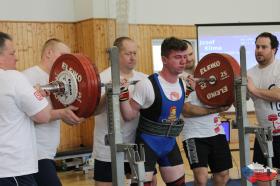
[138,115,184,137]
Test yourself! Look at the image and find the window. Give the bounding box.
[151,39,197,72]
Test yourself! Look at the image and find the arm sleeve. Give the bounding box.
[15,72,48,116]
[132,78,154,109]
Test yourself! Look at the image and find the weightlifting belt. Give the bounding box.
[138,115,184,137]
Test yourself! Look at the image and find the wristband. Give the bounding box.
[119,86,129,102]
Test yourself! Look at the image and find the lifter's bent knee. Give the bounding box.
[213,170,229,185]
[166,174,185,186]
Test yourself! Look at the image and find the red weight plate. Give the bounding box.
[76,54,101,117]
[86,55,101,116]
[72,54,101,117]
[49,53,101,118]
[194,53,240,107]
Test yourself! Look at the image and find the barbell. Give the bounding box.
[194,53,240,107]
[43,53,240,118]
[48,54,101,118]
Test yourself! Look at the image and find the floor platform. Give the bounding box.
[55,147,93,173]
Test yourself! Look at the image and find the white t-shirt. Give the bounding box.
[0,69,48,177]
[180,71,192,79]
[23,66,60,160]
[93,67,147,162]
[248,61,280,135]
[133,74,183,109]
[181,91,225,140]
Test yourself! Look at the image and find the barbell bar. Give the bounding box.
[42,80,140,94]
[42,53,240,118]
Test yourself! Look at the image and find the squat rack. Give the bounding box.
[235,46,275,186]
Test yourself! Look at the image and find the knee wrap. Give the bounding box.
[166,174,185,186]
[131,181,152,186]
[144,181,152,186]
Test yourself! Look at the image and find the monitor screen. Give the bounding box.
[197,23,280,70]
[221,120,230,142]
[196,23,280,112]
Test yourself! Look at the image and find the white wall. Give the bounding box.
[73,0,116,21]
[73,0,280,24]
[73,0,93,21]
[129,0,280,25]
[0,0,279,24]
[0,0,75,22]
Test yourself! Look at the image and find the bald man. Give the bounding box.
[23,38,83,186]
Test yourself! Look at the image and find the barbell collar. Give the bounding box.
[196,77,217,85]
[41,81,65,95]
[100,80,139,87]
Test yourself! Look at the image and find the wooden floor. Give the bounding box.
[58,143,253,186]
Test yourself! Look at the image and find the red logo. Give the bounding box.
[34,90,43,101]
[170,92,180,100]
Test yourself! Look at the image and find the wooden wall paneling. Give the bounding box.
[74,19,116,150]
[16,23,25,71]
[134,25,145,74]
[21,23,34,70]
[22,23,29,70]
[1,22,14,39]
[33,23,46,68]
[11,23,20,69]
[75,19,100,150]
[26,23,36,69]
[75,19,116,72]
[106,19,117,58]
[74,20,95,151]
[74,21,84,53]
[129,24,196,75]
[150,25,166,37]
[59,123,82,151]
[143,25,153,74]
[73,19,117,151]
[54,24,66,41]
[129,25,153,75]
[41,22,84,152]
[75,20,94,60]
[146,25,156,74]
[92,19,116,72]
[2,22,77,71]
[35,23,49,65]
[64,24,76,53]
[174,25,196,39]
[92,19,106,70]
[57,20,86,150]
[22,23,29,68]
[137,25,152,75]
[30,23,39,67]
[59,123,70,151]
[0,22,4,32]
[80,117,95,147]
[83,20,95,60]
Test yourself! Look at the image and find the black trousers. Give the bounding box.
[33,159,61,186]
[0,174,37,186]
